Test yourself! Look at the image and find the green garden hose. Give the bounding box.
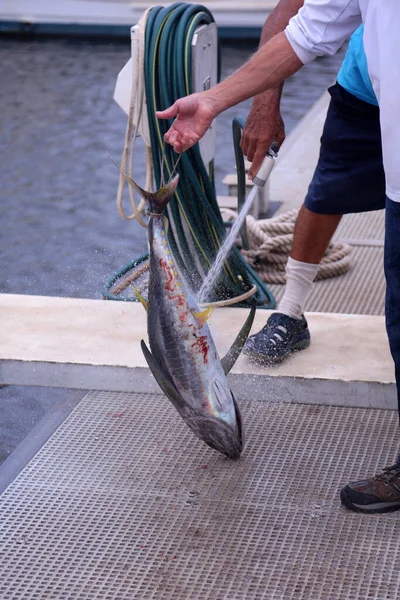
[104,2,275,309]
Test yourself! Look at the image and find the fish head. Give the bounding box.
[185,391,244,460]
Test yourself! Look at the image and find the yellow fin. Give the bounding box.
[192,305,214,328]
[133,286,148,311]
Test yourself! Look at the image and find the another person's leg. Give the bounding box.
[340,198,400,514]
[385,200,400,423]
[244,83,385,364]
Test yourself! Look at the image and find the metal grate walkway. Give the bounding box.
[1,390,400,600]
[270,242,385,316]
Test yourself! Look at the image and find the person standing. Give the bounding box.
[239,6,381,367]
[157,0,400,514]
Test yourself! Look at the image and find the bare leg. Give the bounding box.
[290,204,342,263]
[244,204,345,362]
[278,205,343,319]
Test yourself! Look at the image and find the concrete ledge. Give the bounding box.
[217,195,238,210]
[0,294,395,409]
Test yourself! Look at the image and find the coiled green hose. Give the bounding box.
[104,2,275,308]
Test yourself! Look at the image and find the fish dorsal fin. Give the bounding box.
[192,304,214,328]
[221,304,256,374]
[133,286,148,311]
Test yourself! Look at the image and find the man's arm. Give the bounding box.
[157,32,302,153]
[157,0,362,155]
[241,0,304,179]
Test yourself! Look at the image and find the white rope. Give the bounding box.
[116,8,153,227]
[237,211,352,284]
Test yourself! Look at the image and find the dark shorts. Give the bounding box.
[304,82,386,215]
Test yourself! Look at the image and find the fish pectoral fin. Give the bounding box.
[133,286,148,311]
[192,304,214,328]
[221,303,256,375]
[140,340,188,413]
[231,391,244,448]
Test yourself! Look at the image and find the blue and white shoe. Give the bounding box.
[243,312,310,365]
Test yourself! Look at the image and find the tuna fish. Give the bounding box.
[117,167,255,459]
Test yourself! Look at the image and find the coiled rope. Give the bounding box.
[218,208,352,284]
[115,8,153,226]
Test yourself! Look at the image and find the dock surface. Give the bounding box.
[0,294,395,410]
[0,64,392,598]
[1,388,400,600]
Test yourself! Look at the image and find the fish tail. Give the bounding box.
[109,154,179,215]
[146,176,179,214]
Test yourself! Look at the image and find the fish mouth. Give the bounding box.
[184,413,243,460]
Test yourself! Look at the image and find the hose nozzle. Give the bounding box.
[252,142,279,188]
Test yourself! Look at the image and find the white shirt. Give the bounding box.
[285,0,400,202]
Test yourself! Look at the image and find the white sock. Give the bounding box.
[278,257,319,320]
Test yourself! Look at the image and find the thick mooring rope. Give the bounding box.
[229,209,352,285]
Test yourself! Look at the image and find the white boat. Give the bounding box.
[0,0,278,38]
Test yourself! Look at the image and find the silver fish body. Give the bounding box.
[146,212,244,458]
[116,169,255,459]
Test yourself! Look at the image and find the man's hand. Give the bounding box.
[240,0,304,178]
[241,90,285,179]
[156,93,216,153]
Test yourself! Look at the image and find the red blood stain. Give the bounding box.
[160,258,175,292]
[191,335,209,363]
[168,293,185,307]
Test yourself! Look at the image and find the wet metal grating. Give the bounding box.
[271,245,385,315]
[1,391,400,599]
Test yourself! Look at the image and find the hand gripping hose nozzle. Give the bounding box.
[252,142,279,188]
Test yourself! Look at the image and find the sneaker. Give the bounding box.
[243,312,310,365]
[341,463,400,514]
